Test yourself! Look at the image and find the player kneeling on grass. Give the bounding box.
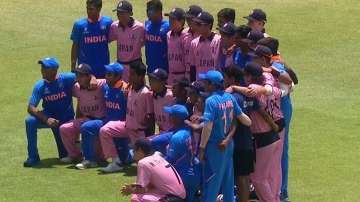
[24,57,75,167]
[59,64,106,169]
[121,139,186,202]
[164,104,201,202]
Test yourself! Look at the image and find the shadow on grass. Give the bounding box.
[97,164,137,176]
[32,158,63,169]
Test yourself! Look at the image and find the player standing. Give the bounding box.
[243,9,269,37]
[70,0,112,78]
[109,0,145,82]
[165,8,187,85]
[24,57,75,167]
[199,70,252,202]
[144,0,170,73]
[189,12,222,81]
[217,8,236,28]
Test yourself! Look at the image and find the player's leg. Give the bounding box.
[50,126,68,159]
[271,130,284,202]
[149,131,174,155]
[24,115,48,166]
[131,193,165,202]
[59,119,86,160]
[281,96,292,200]
[99,121,129,172]
[221,142,235,202]
[75,119,104,169]
[202,144,226,202]
[250,142,278,202]
[234,149,255,202]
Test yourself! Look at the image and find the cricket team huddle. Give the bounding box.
[24,0,299,202]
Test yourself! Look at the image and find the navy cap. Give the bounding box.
[199,70,224,86]
[38,57,59,69]
[244,9,267,22]
[75,63,92,74]
[163,104,189,120]
[105,62,124,74]
[148,68,168,81]
[113,0,132,13]
[219,22,237,36]
[185,5,202,18]
[236,25,252,39]
[193,11,214,25]
[245,62,263,77]
[254,45,273,58]
[165,8,185,20]
[247,30,264,42]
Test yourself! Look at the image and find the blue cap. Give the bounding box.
[38,57,59,69]
[105,62,124,75]
[199,70,224,86]
[163,104,189,120]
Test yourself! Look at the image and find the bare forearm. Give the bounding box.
[71,43,78,71]
[200,121,213,149]
[27,105,48,123]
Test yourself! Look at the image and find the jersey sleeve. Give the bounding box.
[61,72,77,85]
[232,97,243,117]
[203,98,215,122]
[136,162,151,187]
[70,21,81,43]
[28,82,43,107]
[189,40,197,67]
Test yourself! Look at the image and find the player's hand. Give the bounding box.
[46,118,59,128]
[88,75,98,90]
[218,138,229,151]
[120,184,132,195]
[190,115,202,122]
[272,123,279,133]
[246,87,258,97]
[225,86,233,93]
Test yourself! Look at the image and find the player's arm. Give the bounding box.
[258,109,279,132]
[75,102,84,119]
[71,43,78,71]
[218,120,237,151]
[199,121,213,150]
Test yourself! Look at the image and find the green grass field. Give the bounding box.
[1,0,360,201]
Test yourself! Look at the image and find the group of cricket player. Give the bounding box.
[23,0,298,202]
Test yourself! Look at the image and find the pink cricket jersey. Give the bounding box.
[109,19,145,62]
[153,88,175,132]
[248,84,283,134]
[190,33,222,79]
[183,28,200,79]
[72,79,106,119]
[167,30,186,73]
[136,152,186,199]
[125,86,154,130]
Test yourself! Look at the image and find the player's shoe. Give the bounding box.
[60,156,76,164]
[281,196,290,202]
[23,156,40,167]
[75,160,97,170]
[99,161,124,173]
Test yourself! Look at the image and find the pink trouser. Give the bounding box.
[99,121,145,159]
[250,140,279,202]
[168,73,186,86]
[131,193,165,202]
[59,118,88,158]
[271,129,285,202]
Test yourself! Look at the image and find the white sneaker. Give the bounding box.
[60,156,74,164]
[75,160,97,170]
[99,161,123,173]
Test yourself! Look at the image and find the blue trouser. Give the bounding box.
[113,137,132,164]
[202,141,235,202]
[150,131,174,155]
[80,119,105,161]
[25,115,68,159]
[182,162,201,202]
[281,95,293,197]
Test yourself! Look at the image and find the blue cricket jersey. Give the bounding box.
[232,92,259,150]
[103,82,127,122]
[29,73,76,122]
[203,91,243,144]
[166,127,199,179]
[144,19,170,73]
[71,16,113,78]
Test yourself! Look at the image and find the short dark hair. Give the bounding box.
[175,77,190,90]
[217,8,236,23]
[147,0,163,11]
[223,65,243,83]
[134,139,153,156]
[86,0,102,9]
[236,25,252,39]
[129,61,146,76]
[257,37,279,55]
